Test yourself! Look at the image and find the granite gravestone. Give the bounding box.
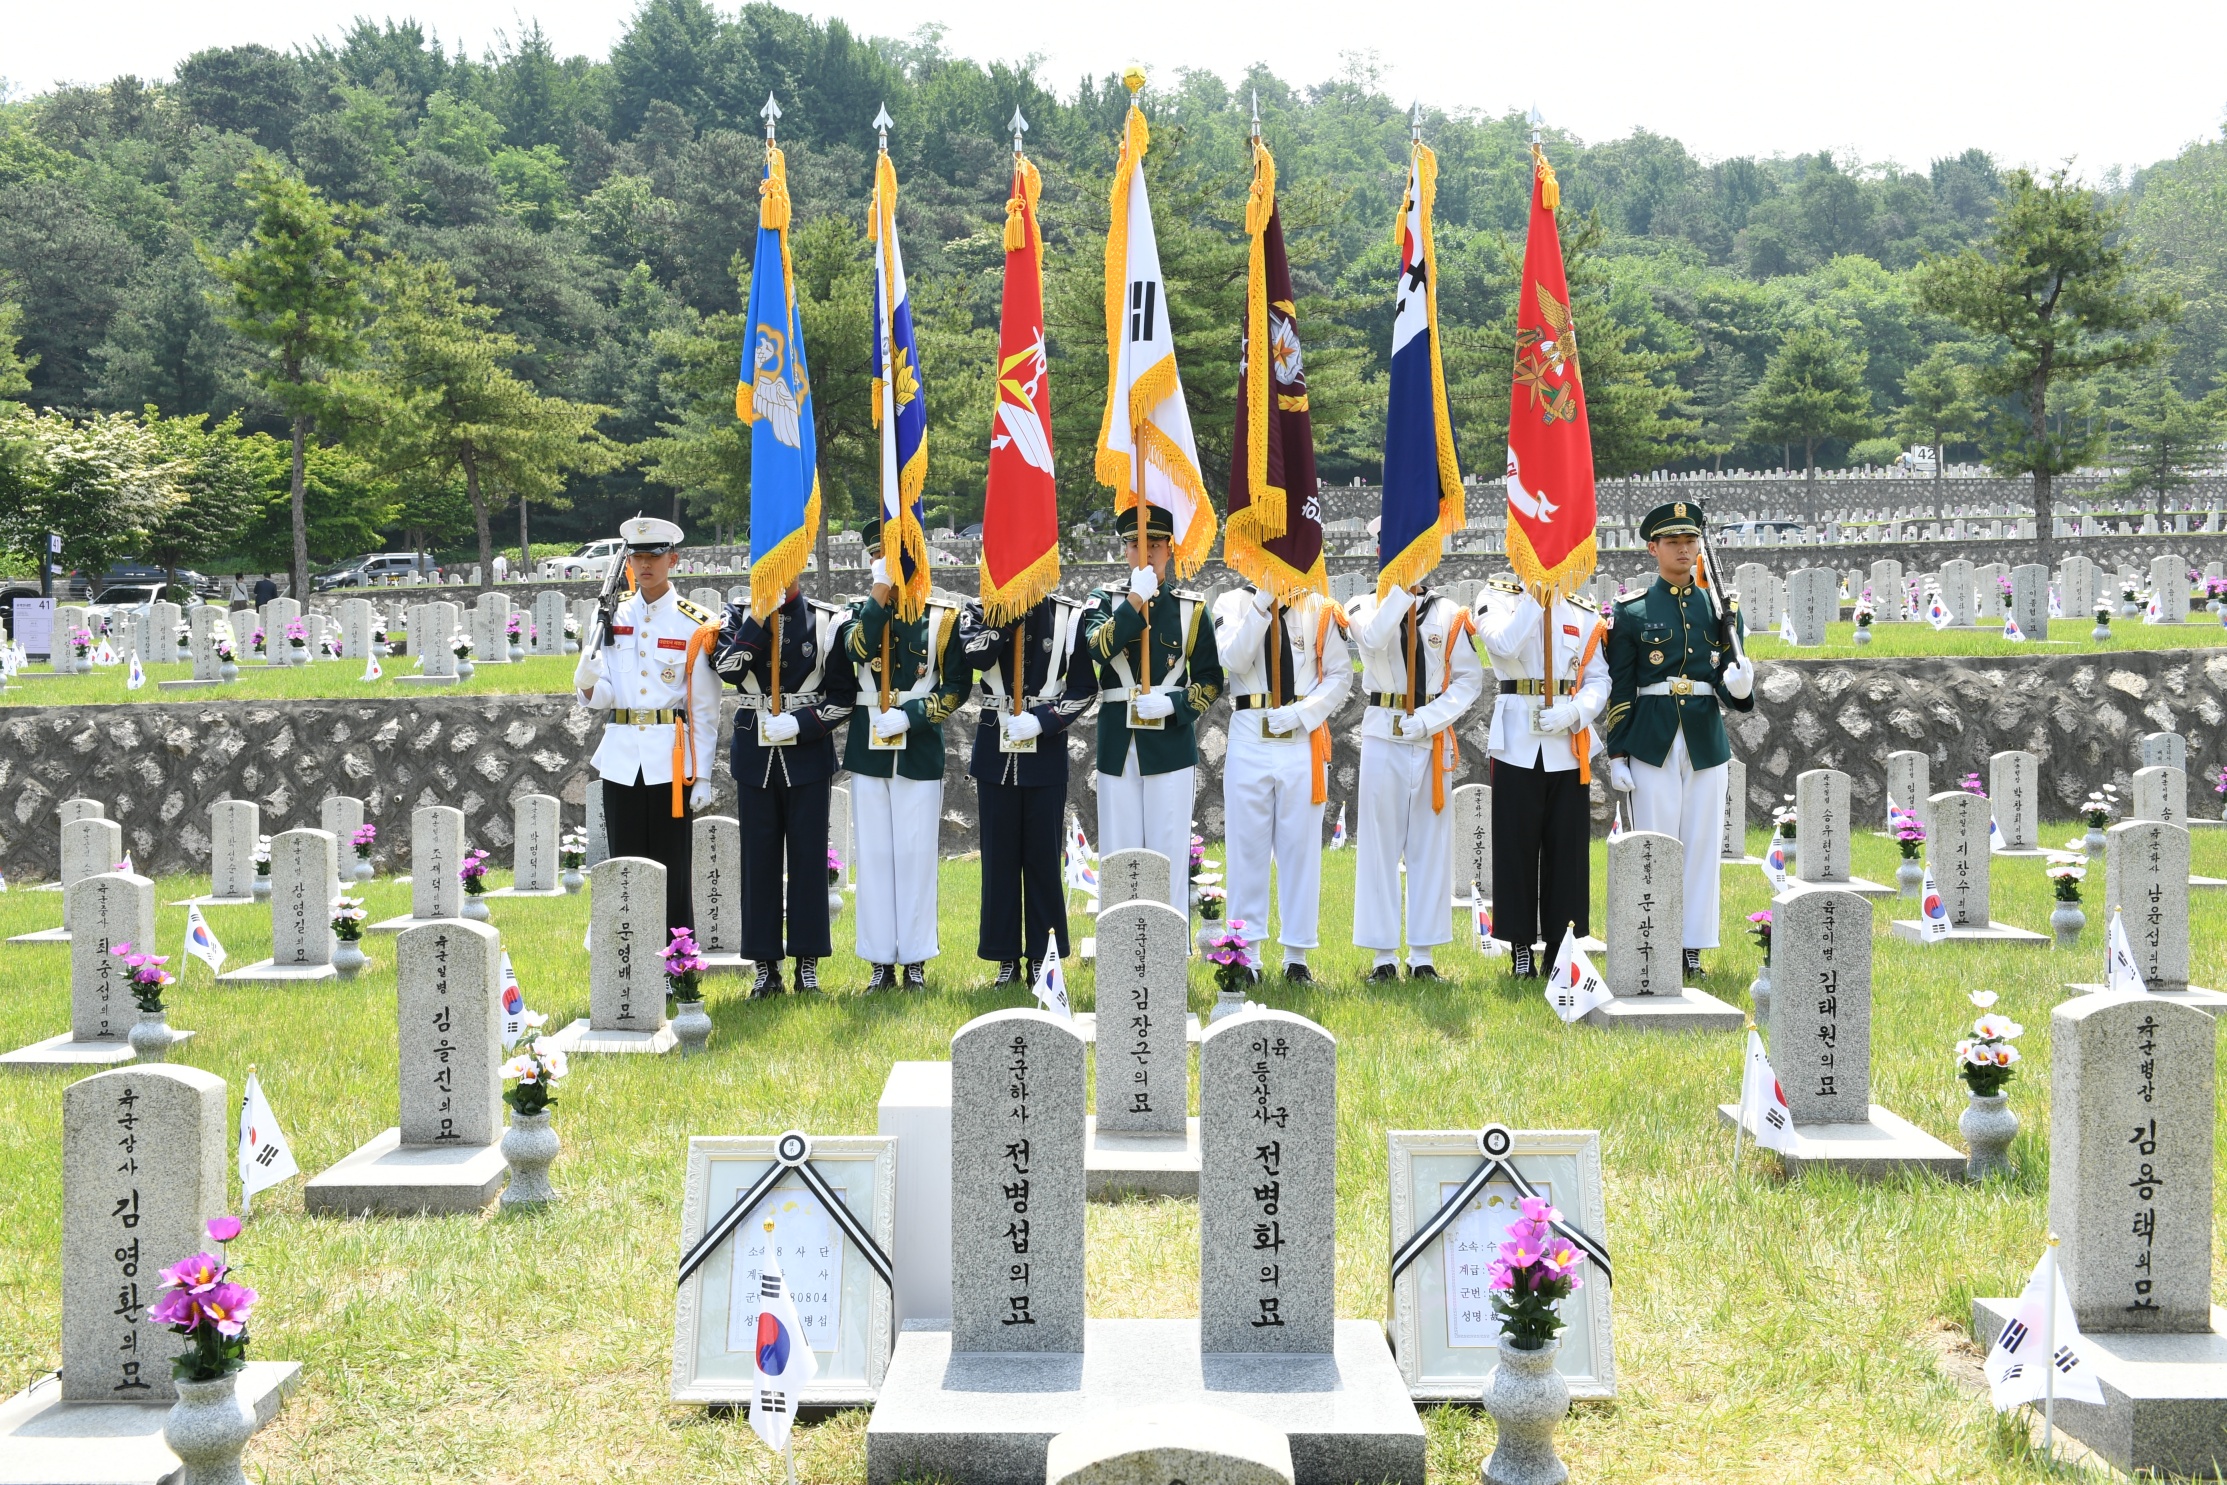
[208,799,259,901]
[2060,554,2100,617]
[50,604,86,672]
[474,592,512,664]
[569,597,597,653]
[336,597,373,660]
[320,795,365,890]
[584,784,610,867]
[1092,901,1191,1140]
[2131,766,2187,826]
[1720,757,1753,861]
[2009,563,2050,641]
[1870,560,1905,621]
[1885,751,1929,829]
[262,597,299,663]
[1936,558,1976,627]
[506,793,562,893]
[1989,750,2042,851]
[547,855,676,1053]
[1603,831,1678,997]
[1929,792,1992,927]
[2139,731,2187,773]
[1451,783,1491,903]
[419,602,460,680]
[1769,888,1870,1126]
[691,814,745,966]
[302,612,333,661]
[410,806,465,921]
[2151,554,2189,623]
[2107,821,2193,991]
[1975,564,2007,621]
[60,816,124,894]
[949,1008,1087,1351]
[236,827,338,976]
[187,605,224,681]
[6,872,164,1066]
[1734,564,1774,629]
[1099,849,1176,910]
[60,1064,226,1400]
[1784,568,1835,646]
[531,590,567,657]
[1198,1011,1336,1355]
[1793,769,1852,884]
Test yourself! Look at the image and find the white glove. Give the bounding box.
[572,649,603,693]
[1264,706,1301,735]
[761,712,801,743]
[1002,711,1043,742]
[1609,757,1635,793]
[1382,583,1416,617]
[1535,700,1580,734]
[1722,659,1754,700]
[870,557,890,588]
[873,706,911,739]
[1250,586,1275,614]
[1131,690,1175,721]
[689,779,717,811]
[1128,565,1160,601]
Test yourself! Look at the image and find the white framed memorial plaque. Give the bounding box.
[1386,1126,1615,1401]
[671,1131,895,1408]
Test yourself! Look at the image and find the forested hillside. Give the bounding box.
[2,1,2224,581]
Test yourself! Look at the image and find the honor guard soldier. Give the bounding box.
[710,568,857,996]
[958,585,1097,987]
[1346,576,1483,981]
[1081,504,1225,911]
[1212,581,1351,982]
[838,522,968,991]
[1602,500,1756,977]
[570,516,723,941]
[1477,577,1611,978]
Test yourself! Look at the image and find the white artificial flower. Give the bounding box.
[522,1010,548,1029]
[1974,1014,2023,1041]
[500,1056,532,1081]
[1969,990,1998,1009]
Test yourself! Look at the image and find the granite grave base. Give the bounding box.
[1886,919,2050,946]
[1973,1299,2227,1480]
[1797,875,1896,897]
[394,674,461,686]
[483,885,567,898]
[1716,1101,1964,1180]
[2193,875,2227,890]
[2,1032,192,1070]
[541,1017,677,1055]
[864,1319,1425,1485]
[1084,1116,1201,1200]
[365,913,458,935]
[168,894,257,908]
[219,959,341,982]
[303,1127,509,1216]
[2062,983,2227,1017]
[1584,987,1744,1033]
[153,679,221,691]
[0,1362,300,1485]
[7,927,69,943]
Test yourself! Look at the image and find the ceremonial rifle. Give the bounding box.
[1695,523,1746,669]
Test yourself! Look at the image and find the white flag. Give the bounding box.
[362,652,383,682]
[2106,909,2147,994]
[1030,952,1073,1020]
[237,1071,300,1199]
[1737,1029,1796,1153]
[126,650,146,690]
[1984,1249,2105,1409]
[1544,925,1613,1023]
[1777,607,1796,644]
[749,1234,820,1453]
[93,638,118,666]
[182,904,226,974]
[498,951,533,1048]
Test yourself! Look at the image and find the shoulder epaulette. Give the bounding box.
[1614,591,1647,609]
[675,597,712,624]
[1172,588,1203,602]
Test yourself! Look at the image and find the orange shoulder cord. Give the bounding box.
[1307,603,1347,805]
[1571,618,1608,785]
[1429,610,1476,814]
[669,619,725,818]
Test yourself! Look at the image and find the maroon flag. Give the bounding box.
[1226,137,1325,598]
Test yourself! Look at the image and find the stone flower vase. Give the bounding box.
[1747,962,1772,1022]
[1960,1091,2017,1181]
[219,660,238,682]
[673,999,713,1056]
[456,659,475,680]
[1852,625,1873,646]
[353,856,374,883]
[332,939,368,979]
[2092,621,2112,642]
[164,1371,254,1485]
[129,1008,180,1063]
[1482,1337,1569,1485]
[507,641,524,663]
[2083,826,2107,860]
[1777,832,1798,870]
[251,874,270,901]
[2051,902,2086,947]
[1896,857,1924,898]
[288,644,308,667]
[462,895,490,922]
[501,1110,560,1208]
[561,867,584,893]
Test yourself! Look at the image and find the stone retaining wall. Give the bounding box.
[4,649,2222,883]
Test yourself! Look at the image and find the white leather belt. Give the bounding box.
[736,692,822,711]
[1638,679,1713,697]
[1100,686,1169,701]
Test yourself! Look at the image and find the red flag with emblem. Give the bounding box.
[980,145,1060,623]
[1504,144,1597,603]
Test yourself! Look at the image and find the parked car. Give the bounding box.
[542,538,625,582]
[313,553,438,590]
[80,584,169,640]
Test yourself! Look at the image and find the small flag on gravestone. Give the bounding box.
[1919,865,1950,942]
[1030,950,1073,1020]
[362,652,383,682]
[498,952,535,1048]
[1985,1246,2104,1409]
[1761,838,1788,893]
[1737,1028,1796,1154]
[749,1225,819,1453]
[1926,592,1950,630]
[1471,886,1494,954]
[1545,926,1612,1023]
[183,904,226,974]
[237,1069,300,1202]
[1330,803,1348,850]
[2106,909,2146,994]
[1608,802,1626,839]
[93,638,117,666]
[2003,614,2027,643]
[126,650,146,690]
[2143,592,2162,624]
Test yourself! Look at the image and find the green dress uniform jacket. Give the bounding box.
[1602,576,1753,770]
[1080,584,1225,777]
[837,594,968,781]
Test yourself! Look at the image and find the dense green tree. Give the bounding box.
[142,410,267,590]
[234,439,397,572]
[1893,346,1984,515]
[0,303,35,413]
[1744,324,1874,493]
[90,236,251,417]
[0,409,180,577]
[2103,371,2226,520]
[0,176,143,408]
[172,46,308,145]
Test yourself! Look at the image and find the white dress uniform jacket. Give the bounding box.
[1346,588,1484,741]
[1212,588,1354,735]
[575,587,721,786]
[1476,591,1611,771]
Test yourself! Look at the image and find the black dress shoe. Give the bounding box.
[904,961,926,989]
[751,961,784,999]
[794,957,820,992]
[1368,963,1401,983]
[992,959,1021,986]
[1409,964,1442,981]
[1511,945,1537,978]
[1282,963,1313,984]
[1683,948,1703,978]
[867,963,895,992]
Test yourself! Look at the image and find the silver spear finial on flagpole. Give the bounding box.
[1528,104,1544,148]
[1409,100,1423,145]
[1009,106,1029,158]
[874,102,893,154]
[1251,90,1262,142]
[761,93,781,145]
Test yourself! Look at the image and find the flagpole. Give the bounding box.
[1010,106,1031,727]
[1731,1023,1753,1177]
[763,92,786,714]
[873,103,897,716]
[241,1065,256,1219]
[2042,1232,2060,1461]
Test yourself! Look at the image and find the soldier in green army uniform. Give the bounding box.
[1602,500,1757,977]
[838,521,970,990]
[1082,504,1226,911]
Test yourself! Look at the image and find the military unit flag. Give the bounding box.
[870,121,932,622]
[1504,140,1596,603]
[738,102,820,619]
[1097,71,1216,578]
[979,120,1061,622]
[1377,117,1463,597]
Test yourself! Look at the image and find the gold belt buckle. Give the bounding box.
[1669,677,1693,697]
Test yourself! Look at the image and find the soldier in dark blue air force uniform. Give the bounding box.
[956,585,1098,988]
[710,577,857,997]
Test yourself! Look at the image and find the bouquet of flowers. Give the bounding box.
[501,1032,567,1117]
[1201,919,1252,995]
[110,941,173,1014]
[505,612,523,640]
[1189,834,1207,873]
[1892,814,1925,859]
[560,830,587,871]
[253,835,272,877]
[331,895,367,942]
[214,633,236,663]
[826,846,842,887]
[563,614,580,641]
[147,1216,256,1381]
[2046,854,2085,903]
[2094,604,2111,628]
[1853,601,1874,629]
[351,823,376,860]
[248,626,266,655]
[70,626,93,658]
[452,633,475,660]
[1488,1195,1588,1350]
[284,618,307,651]
[660,926,706,1002]
[1745,909,1770,956]
[2083,786,2118,830]
[1956,771,1985,797]
[1196,883,1226,921]
[1956,991,2023,1097]
[458,848,491,896]
[1773,796,1796,840]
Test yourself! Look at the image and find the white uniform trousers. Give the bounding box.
[1354,736,1454,953]
[1628,727,1729,949]
[1097,754,1195,912]
[1222,722,1325,967]
[852,773,943,965]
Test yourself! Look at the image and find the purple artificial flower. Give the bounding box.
[149,1287,201,1327]
[198,1281,256,1336]
[160,1252,227,1294]
[351,824,377,847]
[208,1215,242,1243]
[1746,910,1771,925]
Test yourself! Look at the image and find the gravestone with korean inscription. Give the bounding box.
[2131,765,2188,827]
[1098,848,1175,910]
[1086,899,1197,1198]
[1451,783,1490,905]
[320,795,365,891]
[531,590,568,657]
[2009,563,2050,641]
[690,814,746,968]
[1884,751,1929,830]
[473,591,512,664]
[546,856,678,1054]
[1720,757,1755,862]
[2139,731,2187,773]
[489,793,562,895]
[1936,558,1977,627]
[223,828,341,980]
[1890,792,2044,945]
[2152,553,2190,623]
[1869,560,1906,622]
[1587,831,1741,1031]
[1783,568,1835,646]
[1794,769,1890,894]
[1989,750,2043,853]
[3,871,172,1068]
[370,805,466,932]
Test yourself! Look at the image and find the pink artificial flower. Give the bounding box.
[159,1251,227,1294]
[198,1281,256,1337]
[1517,1195,1559,1225]
[207,1215,242,1243]
[1486,1258,1515,1292]
[148,1287,201,1327]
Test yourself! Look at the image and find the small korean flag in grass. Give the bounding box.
[2106,909,2146,994]
[1545,925,1612,1023]
[498,952,538,1048]
[1985,1242,2103,1410]
[237,1068,299,1208]
[1608,802,1625,839]
[1738,1028,1796,1155]
[1926,592,1950,630]
[2003,613,2027,643]
[750,1221,819,1454]
[1919,866,1950,942]
[126,650,146,690]
[1030,948,1073,1020]
[1329,803,1347,849]
[362,651,383,682]
[183,904,226,974]
[1761,837,1788,893]
[1472,888,1494,954]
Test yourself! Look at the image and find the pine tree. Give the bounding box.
[1892,347,1983,517]
[2104,372,2226,522]
[1744,324,1874,499]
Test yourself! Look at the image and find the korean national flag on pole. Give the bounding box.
[183,904,226,975]
[1545,925,1613,1023]
[362,652,383,682]
[1761,837,1788,893]
[127,649,146,690]
[1919,865,1951,942]
[2106,909,2147,994]
[1030,950,1073,1020]
[1330,803,1347,850]
[1985,1246,2104,1409]
[2003,613,2027,643]
[237,1070,300,1200]
[498,951,533,1048]
[750,1225,819,1453]
[1926,591,1951,630]
[1738,1029,1796,1154]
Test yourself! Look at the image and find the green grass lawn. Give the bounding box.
[1743,616,2227,661]
[3,829,2225,1482]
[0,654,583,706]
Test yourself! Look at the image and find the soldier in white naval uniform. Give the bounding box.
[1212,582,1351,982]
[570,516,722,939]
[1346,580,1483,980]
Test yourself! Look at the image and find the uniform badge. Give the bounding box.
[660,667,678,684]
[802,640,815,659]
[1648,649,1664,665]
[1425,633,1441,648]
[1041,636,1052,651]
